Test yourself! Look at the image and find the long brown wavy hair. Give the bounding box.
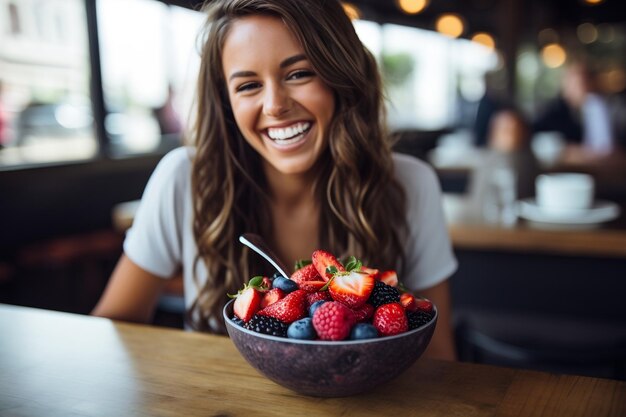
[187,0,407,332]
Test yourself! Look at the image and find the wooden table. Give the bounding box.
[444,194,626,259]
[1,304,624,417]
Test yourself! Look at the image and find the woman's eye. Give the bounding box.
[236,82,261,93]
[288,70,315,80]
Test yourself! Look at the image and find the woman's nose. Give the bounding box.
[263,84,291,117]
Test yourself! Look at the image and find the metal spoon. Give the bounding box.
[239,233,291,278]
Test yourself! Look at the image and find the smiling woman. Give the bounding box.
[92,0,458,361]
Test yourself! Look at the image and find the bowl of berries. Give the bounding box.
[223,250,437,397]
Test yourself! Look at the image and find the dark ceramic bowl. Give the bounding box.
[223,299,437,397]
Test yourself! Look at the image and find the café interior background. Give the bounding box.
[1,0,625,380]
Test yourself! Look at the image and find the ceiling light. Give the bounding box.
[541,43,567,68]
[471,32,495,50]
[436,14,464,38]
[396,0,429,15]
[577,23,598,44]
[342,2,361,20]
[537,28,559,45]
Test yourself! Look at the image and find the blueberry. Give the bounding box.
[309,300,327,317]
[270,272,283,281]
[287,318,317,340]
[230,316,245,327]
[272,276,298,293]
[349,323,379,340]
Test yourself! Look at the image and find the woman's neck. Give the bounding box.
[263,162,316,208]
[263,162,320,269]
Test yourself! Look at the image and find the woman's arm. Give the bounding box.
[91,254,167,324]
[418,279,457,361]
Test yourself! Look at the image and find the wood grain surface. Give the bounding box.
[449,223,626,258]
[1,304,624,417]
[444,195,626,258]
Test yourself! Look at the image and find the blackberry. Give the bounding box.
[244,315,289,337]
[407,311,433,330]
[367,281,400,307]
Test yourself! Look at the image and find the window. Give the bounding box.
[97,0,204,157]
[354,20,499,131]
[0,0,206,169]
[0,0,94,167]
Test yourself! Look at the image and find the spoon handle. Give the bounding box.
[239,233,291,278]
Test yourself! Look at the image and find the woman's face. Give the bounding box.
[221,15,335,176]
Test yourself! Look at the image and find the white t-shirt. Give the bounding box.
[125,147,457,312]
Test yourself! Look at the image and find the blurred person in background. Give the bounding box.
[468,108,540,220]
[532,61,617,158]
[472,70,507,148]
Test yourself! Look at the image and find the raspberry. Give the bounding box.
[373,303,408,336]
[407,310,433,330]
[244,315,288,337]
[312,301,355,341]
[367,281,400,307]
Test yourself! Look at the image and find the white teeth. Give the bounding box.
[267,122,311,142]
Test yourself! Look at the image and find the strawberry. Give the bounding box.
[360,266,380,279]
[291,264,327,292]
[233,287,263,322]
[379,270,398,287]
[373,303,408,336]
[290,263,322,285]
[415,298,434,313]
[328,270,375,309]
[312,250,345,281]
[258,289,307,323]
[230,276,267,322]
[350,303,374,322]
[305,291,332,309]
[260,288,285,308]
[298,280,327,292]
[399,292,419,312]
[312,301,355,341]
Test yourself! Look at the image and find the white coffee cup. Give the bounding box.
[535,173,595,213]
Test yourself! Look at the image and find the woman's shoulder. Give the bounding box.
[139,147,195,201]
[150,146,195,182]
[157,146,195,170]
[391,152,438,187]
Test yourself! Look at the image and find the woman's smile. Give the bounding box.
[263,121,312,149]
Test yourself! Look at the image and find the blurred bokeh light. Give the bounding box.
[342,2,361,20]
[396,0,429,15]
[577,23,598,44]
[436,14,464,38]
[541,43,567,68]
[471,32,495,50]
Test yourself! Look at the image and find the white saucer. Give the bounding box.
[517,198,621,224]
